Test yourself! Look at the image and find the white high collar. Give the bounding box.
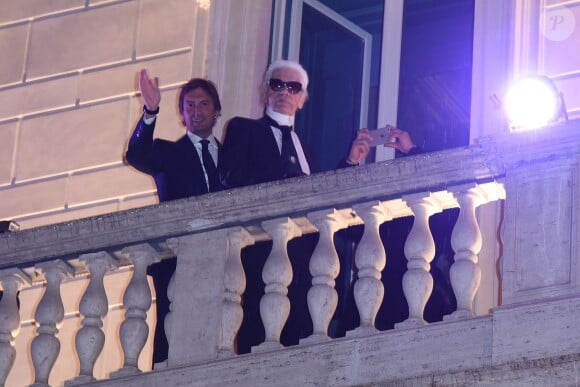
[266,107,294,127]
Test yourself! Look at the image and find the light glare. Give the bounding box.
[504,77,560,130]
[196,0,210,10]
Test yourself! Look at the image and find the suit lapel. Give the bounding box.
[176,135,208,192]
[178,135,221,159]
[176,135,201,167]
[258,115,314,175]
[176,135,224,193]
[257,116,281,157]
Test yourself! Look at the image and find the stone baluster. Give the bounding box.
[0,269,30,386]
[66,252,116,386]
[348,202,390,336]
[219,228,255,357]
[31,261,73,387]
[397,194,442,328]
[163,237,179,366]
[444,185,486,320]
[253,217,302,352]
[302,209,350,343]
[111,244,160,377]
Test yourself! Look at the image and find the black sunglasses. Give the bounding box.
[268,78,303,94]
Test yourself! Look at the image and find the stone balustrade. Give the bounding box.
[0,121,578,386]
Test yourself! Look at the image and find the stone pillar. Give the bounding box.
[31,260,73,387]
[165,227,242,367]
[397,194,442,329]
[254,217,302,352]
[66,252,117,385]
[219,228,255,357]
[302,209,350,344]
[445,184,487,321]
[0,269,30,386]
[111,244,160,377]
[493,156,580,363]
[502,160,579,305]
[163,238,178,368]
[348,202,390,336]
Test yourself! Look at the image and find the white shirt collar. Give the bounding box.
[266,107,294,127]
[187,132,217,147]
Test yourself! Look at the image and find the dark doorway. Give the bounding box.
[297,4,365,171]
[397,0,474,153]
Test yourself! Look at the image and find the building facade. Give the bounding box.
[0,1,579,386]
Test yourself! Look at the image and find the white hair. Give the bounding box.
[263,59,309,91]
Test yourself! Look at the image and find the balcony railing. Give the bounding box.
[1,121,578,386]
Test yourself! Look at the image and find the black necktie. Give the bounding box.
[264,115,304,179]
[279,126,304,178]
[200,139,220,192]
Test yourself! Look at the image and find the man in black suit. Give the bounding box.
[125,69,223,364]
[219,60,311,187]
[126,69,223,201]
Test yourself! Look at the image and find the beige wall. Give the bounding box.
[0,0,271,230]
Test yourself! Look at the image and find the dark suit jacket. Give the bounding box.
[219,115,421,188]
[125,115,221,202]
[219,115,311,189]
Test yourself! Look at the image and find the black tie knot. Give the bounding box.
[279,125,293,135]
[265,115,292,133]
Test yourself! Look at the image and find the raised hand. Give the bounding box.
[139,69,161,113]
[383,126,416,154]
[347,128,372,165]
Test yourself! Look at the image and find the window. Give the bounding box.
[272,0,474,169]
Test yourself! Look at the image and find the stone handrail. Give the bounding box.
[0,142,497,268]
[0,120,578,385]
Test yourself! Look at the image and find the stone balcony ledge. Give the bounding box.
[3,120,576,269]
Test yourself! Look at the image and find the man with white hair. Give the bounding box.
[219,59,313,187]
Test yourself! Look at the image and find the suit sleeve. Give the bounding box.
[218,117,253,188]
[125,115,161,175]
[336,146,424,170]
[405,146,423,156]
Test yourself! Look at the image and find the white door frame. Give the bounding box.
[376,0,404,162]
[271,0,373,134]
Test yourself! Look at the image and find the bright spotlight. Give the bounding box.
[504,76,565,131]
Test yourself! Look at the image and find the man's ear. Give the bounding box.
[261,83,269,105]
[297,94,307,110]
